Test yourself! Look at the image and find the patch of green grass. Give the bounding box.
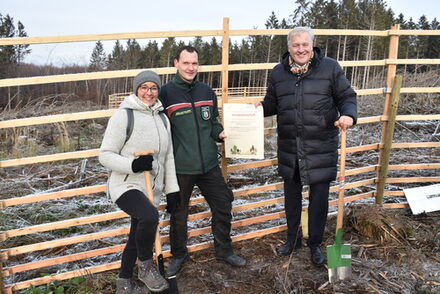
[20,276,85,294]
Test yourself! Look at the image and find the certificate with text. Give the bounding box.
[224,103,264,159]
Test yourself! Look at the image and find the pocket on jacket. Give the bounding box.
[322,107,338,128]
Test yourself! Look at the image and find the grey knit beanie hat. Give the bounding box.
[133,70,161,94]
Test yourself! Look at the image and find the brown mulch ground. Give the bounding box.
[169,206,440,294]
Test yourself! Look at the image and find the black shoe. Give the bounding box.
[276,240,302,256]
[310,246,325,267]
[166,254,189,276]
[218,254,246,267]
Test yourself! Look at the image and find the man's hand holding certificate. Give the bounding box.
[223,103,264,159]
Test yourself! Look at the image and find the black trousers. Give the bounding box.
[170,165,234,258]
[116,189,159,279]
[284,163,330,248]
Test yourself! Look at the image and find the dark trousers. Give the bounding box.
[116,189,159,279]
[170,165,234,258]
[284,163,330,248]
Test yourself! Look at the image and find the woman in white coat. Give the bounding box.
[99,70,180,293]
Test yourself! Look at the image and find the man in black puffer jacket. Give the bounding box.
[258,27,357,267]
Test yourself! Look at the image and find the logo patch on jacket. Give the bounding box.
[201,106,211,120]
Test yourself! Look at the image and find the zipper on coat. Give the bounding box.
[189,93,206,173]
[295,76,307,185]
[150,111,162,191]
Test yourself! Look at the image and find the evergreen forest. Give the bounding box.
[0,0,439,109]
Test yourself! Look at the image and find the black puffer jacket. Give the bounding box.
[262,47,357,185]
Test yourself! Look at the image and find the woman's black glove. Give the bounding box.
[131,154,153,172]
[166,192,181,214]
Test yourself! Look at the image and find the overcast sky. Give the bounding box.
[2,0,438,66]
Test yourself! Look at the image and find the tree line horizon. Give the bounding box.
[1,0,439,109]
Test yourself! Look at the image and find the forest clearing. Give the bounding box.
[1,73,440,292]
[1,2,440,292]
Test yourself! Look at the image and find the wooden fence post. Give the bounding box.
[376,24,400,204]
[376,75,403,204]
[220,17,230,180]
[1,256,4,294]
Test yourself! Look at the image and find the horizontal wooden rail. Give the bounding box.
[2,244,125,277]
[391,142,440,149]
[0,177,283,208]
[396,114,440,120]
[0,185,106,208]
[383,191,405,196]
[388,163,440,171]
[344,165,378,176]
[385,177,440,183]
[0,29,395,47]
[1,111,438,133]
[4,261,122,293]
[0,65,220,88]
[357,116,383,124]
[341,179,377,191]
[383,203,409,209]
[399,87,440,94]
[5,27,435,50]
[387,59,440,65]
[344,143,380,153]
[0,110,374,138]
[0,149,100,168]
[1,28,436,48]
[0,30,224,46]
[0,211,127,240]
[388,29,440,36]
[355,88,384,95]
[2,58,440,88]
[1,228,128,259]
[233,182,283,197]
[329,191,375,207]
[1,140,437,171]
[227,159,278,172]
[0,109,116,129]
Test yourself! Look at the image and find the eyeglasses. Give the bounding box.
[139,86,159,92]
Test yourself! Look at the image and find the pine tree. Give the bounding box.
[190,36,204,52]
[89,41,107,71]
[426,18,440,59]
[141,40,160,68]
[290,0,312,26]
[263,12,281,87]
[159,37,177,82]
[107,40,124,70]
[0,14,31,78]
[123,39,142,69]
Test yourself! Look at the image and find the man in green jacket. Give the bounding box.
[159,45,246,276]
